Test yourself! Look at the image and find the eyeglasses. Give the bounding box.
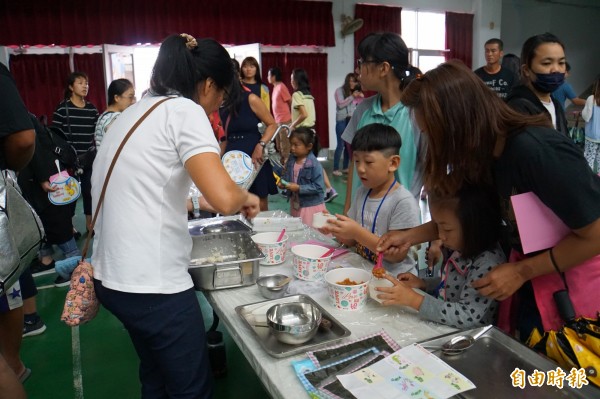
[356,58,379,68]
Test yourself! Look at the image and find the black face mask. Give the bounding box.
[531,72,565,93]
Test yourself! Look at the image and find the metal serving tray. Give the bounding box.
[188,214,251,236]
[417,326,598,398]
[236,294,351,358]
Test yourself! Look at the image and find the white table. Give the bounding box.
[203,226,456,399]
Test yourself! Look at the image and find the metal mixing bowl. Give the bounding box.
[256,275,290,300]
[266,301,322,345]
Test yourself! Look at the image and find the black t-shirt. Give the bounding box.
[493,125,600,252]
[474,66,517,99]
[0,63,33,169]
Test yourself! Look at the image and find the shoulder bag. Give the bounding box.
[0,170,44,295]
[61,97,174,326]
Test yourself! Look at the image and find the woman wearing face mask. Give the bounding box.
[506,33,569,136]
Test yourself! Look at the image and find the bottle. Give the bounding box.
[206,330,227,378]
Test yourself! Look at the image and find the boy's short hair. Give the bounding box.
[485,38,504,50]
[351,123,401,157]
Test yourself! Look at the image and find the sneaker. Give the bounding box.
[324,188,338,203]
[54,275,71,287]
[30,259,55,275]
[332,170,343,177]
[23,318,47,337]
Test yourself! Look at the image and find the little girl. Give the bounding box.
[582,75,600,173]
[279,127,327,225]
[375,184,506,329]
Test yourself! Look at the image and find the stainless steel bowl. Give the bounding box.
[266,301,321,345]
[256,275,290,300]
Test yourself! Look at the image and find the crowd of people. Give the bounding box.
[1,27,599,398]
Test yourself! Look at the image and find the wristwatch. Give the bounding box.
[259,141,267,147]
[191,195,200,218]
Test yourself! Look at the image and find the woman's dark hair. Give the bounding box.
[232,58,241,75]
[64,71,88,100]
[357,32,419,90]
[501,53,521,82]
[107,78,134,106]
[342,73,358,97]
[429,184,502,259]
[241,56,263,85]
[150,34,235,101]
[401,60,550,196]
[291,127,320,156]
[268,67,282,82]
[520,32,565,79]
[351,123,401,157]
[593,74,600,107]
[291,68,311,95]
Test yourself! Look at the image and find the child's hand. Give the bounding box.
[285,182,300,192]
[322,214,358,240]
[375,274,424,311]
[397,273,426,290]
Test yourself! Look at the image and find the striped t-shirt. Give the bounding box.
[52,100,99,154]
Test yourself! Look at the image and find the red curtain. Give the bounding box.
[9,53,106,123]
[261,52,329,148]
[74,53,107,112]
[445,12,474,68]
[0,0,334,47]
[9,54,70,122]
[354,4,402,60]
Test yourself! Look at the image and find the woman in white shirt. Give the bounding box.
[91,34,259,398]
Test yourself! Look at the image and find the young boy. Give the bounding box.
[322,123,421,276]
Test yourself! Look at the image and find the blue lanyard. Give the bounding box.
[361,179,397,234]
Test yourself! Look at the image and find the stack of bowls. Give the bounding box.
[291,244,333,281]
[251,232,288,265]
[324,268,371,311]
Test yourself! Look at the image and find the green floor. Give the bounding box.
[20,160,349,399]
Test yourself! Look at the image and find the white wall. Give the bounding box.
[323,0,600,150]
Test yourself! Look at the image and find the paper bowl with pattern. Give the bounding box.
[251,232,288,265]
[291,244,332,281]
[324,268,371,311]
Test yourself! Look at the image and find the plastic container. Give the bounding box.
[251,232,288,265]
[291,244,333,281]
[324,268,371,311]
[369,277,394,304]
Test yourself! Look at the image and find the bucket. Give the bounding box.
[325,268,371,311]
[251,232,288,265]
[291,244,332,281]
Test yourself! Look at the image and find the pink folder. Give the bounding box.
[510,192,570,254]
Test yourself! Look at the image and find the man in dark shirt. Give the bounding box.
[474,38,517,99]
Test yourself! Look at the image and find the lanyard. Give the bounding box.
[361,179,397,234]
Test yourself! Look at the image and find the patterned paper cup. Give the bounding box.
[251,232,288,265]
[325,268,372,311]
[291,244,333,281]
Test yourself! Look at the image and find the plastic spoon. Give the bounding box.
[372,252,385,277]
[274,277,292,288]
[276,228,286,242]
[320,247,336,258]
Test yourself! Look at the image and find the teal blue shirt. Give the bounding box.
[341,94,423,199]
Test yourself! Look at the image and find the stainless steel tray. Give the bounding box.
[236,294,351,358]
[418,326,598,398]
[188,214,251,236]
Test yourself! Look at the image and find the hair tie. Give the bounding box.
[180,33,198,50]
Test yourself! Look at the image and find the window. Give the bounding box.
[401,10,447,73]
